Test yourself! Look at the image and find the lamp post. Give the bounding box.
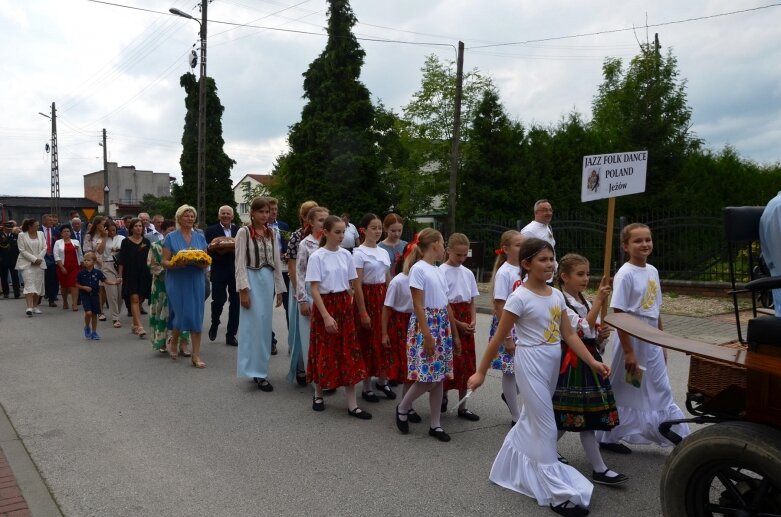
[170,6,207,227]
[99,128,109,216]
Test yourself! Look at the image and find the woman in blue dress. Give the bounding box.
[162,205,208,368]
[235,197,286,391]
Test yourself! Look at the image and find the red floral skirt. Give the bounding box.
[307,291,367,390]
[385,309,411,383]
[356,282,387,377]
[445,301,477,391]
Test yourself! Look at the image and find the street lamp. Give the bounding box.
[170,6,207,227]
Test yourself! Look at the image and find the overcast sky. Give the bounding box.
[2,0,780,199]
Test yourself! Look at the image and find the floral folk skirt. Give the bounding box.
[406,307,454,383]
[445,301,477,391]
[356,282,387,378]
[489,313,516,374]
[386,310,411,383]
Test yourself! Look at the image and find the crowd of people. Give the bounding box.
[1,198,689,517]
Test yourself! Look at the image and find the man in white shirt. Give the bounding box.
[521,199,557,278]
[340,213,360,253]
[139,212,161,242]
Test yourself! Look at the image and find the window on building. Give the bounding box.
[124,189,133,202]
[239,203,248,215]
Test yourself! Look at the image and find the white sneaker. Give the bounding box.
[33,308,42,314]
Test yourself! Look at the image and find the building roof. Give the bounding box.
[236,173,275,187]
[0,196,98,208]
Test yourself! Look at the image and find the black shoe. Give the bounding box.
[271,343,278,355]
[428,427,451,442]
[347,407,372,420]
[592,469,628,486]
[49,301,57,307]
[407,408,422,424]
[140,308,147,315]
[296,370,308,387]
[457,409,480,421]
[557,454,569,465]
[599,442,632,454]
[324,388,337,395]
[208,322,218,342]
[510,420,516,429]
[395,406,409,434]
[441,394,448,413]
[550,501,589,516]
[361,390,380,403]
[14,294,21,299]
[388,379,399,387]
[312,396,325,411]
[257,379,274,392]
[375,382,396,400]
[225,335,238,347]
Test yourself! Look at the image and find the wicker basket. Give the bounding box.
[687,341,747,399]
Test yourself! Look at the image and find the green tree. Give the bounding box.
[590,42,701,213]
[275,0,389,218]
[138,194,177,219]
[401,54,494,213]
[174,72,237,225]
[458,88,524,221]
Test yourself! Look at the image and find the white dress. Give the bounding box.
[489,286,593,508]
[595,262,689,446]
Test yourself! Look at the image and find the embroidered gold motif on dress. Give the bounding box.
[640,278,658,310]
[543,304,562,344]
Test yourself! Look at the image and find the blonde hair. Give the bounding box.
[621,223,650,245]
[83,251,98,263]
[447,232,469,248]
[174,204,197,229]
[303,206,329,238]
[402,228,442,273]
[298,200,318,225]
[557,253,589,287]
[489,230,520,297]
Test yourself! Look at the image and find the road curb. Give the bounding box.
[0,403,62,517]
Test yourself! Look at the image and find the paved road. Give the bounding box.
[0,296,734,516]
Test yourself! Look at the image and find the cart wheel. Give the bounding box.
[660,421,781,516]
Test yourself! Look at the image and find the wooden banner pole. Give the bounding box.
[601,197,616,318]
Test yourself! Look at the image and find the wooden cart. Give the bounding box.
[604,277,781,516]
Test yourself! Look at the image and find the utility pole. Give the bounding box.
[196,0,208,227]
[447,41,464,235]
[102,128,109,215]
[39,103,60,217]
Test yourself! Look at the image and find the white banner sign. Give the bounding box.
[581,150,648,202]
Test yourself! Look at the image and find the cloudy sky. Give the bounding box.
[2,0,780,199]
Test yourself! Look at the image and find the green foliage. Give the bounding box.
[241,181,269,205]
[401,54,495,213]
[175,73,237,225]
[275,0,389,219]
[138,194,176,219]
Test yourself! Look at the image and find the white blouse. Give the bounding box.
[384,273,413,313]
[353,245,390,285]
[234,226,286,295]
[409,261,449,309]
[305,247,357,294]
[439,263,479,304]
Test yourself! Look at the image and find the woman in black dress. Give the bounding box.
[117,218,152,338]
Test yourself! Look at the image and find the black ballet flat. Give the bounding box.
[347,407,372,420]
[395,405,409,434]
[428,427,451,442]
[374,382,396,400]
[312,396,325,412]
[457,409,480,422]
[599,442,632,454]
[440,394,448,413]
[407,409,422,424]
[361,390,380,403]
[550,500,589,516]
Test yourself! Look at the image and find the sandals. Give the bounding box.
[136,327,147,339]
[312,396,325,412]
[550,500,589,516]
[166,339,177,361]
[428,427,451,442]
[178,345,192,358]
[457,408,480,421]
[191,358,207,369]
[374,382,396,400]
[98,314,107,321]
[113,320,122,328]
[347,407,372,420]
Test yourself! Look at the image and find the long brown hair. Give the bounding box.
[319,215,344,247]
[249,197,274,239]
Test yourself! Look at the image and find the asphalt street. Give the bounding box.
[0,296,694,516]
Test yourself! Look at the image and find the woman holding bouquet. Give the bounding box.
[162,205,208,368]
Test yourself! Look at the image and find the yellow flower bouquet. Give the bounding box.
[170,248,212,268]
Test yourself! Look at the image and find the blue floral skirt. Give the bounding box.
[406,307,453,383]
[489,314,516,374]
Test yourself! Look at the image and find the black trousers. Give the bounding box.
[211,270,239,338]
[0,259,20,296]
[44,254,58,301]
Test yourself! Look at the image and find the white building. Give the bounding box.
[84,162,174,217]
[233,173,274,223]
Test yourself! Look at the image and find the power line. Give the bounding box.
[468,3,781,49]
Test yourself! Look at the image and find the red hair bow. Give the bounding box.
[494,248,504,256]
[402,233,420,260]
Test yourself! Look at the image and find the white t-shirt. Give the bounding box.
[520,220,556,249]
[493,262,522,301]
[353,245,391,284]
[439,263,479,304]
[563,291,597,339]
[610,262,662,322]
[305,247,357,294]
[504,286,568,347]
[340,222,360,249]
[384,273,413,313]
[409,261,449,309]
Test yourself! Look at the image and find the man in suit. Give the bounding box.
[267,197,289,355]
[70,217,86,248]
[205,205,239,346]
[41,214,60,306]
[0,221,21,298]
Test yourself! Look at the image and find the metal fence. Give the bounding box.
[456,210,748,283]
